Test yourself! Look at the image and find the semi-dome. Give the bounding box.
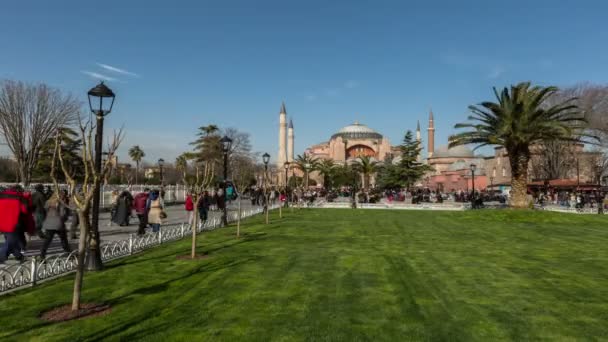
[432,145,474,158]
[331,121,383,140]
[448,160,469,171]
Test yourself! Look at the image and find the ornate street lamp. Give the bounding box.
[158,158,165,186]
[470,163,477,209]
[87,81,115,271]
[262,152,270,224]
[220,135,233,226]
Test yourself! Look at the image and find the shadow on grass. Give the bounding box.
[84,256,260,341]
[107,235,251,269]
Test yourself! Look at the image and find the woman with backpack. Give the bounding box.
[146,189,165,233]
[39,192,71,260]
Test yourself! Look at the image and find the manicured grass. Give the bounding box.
[1,209,608,341]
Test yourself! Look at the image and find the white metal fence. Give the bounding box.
[0,205,277,294]
[0,183,188,209]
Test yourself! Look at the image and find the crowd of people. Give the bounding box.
[0,184,170,264]
[532,190,606,211]
[0,184,72,264]
[184,188,227,226]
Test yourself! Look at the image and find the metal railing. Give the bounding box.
[0,205,277,294]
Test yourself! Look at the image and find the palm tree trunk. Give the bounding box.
[509,150,531,208]
[135,161,139,184]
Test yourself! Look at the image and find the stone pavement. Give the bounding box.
[1,200,260,262]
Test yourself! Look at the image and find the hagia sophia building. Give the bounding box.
[275,103,488,192]
[275,103,599,192]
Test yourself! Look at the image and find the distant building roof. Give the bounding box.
[331,122,383,140]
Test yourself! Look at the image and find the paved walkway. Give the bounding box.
[1,200,260,262]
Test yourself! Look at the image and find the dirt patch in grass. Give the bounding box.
[40,303,111,322]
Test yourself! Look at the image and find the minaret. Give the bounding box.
[416,120,422,162]
[427,109,435,158]
[277,102,287,183]
[288,118,294,163]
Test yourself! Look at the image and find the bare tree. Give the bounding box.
[584,148,608,184]
[529,141,577,181]
[222,127,252,158]
[547,84,608,143]
[0,80,80,185]
[230,154,256,237]
[51,115,123,312]
[182,160,215,258]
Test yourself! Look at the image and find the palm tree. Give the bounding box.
[316,159,336,189]
[293,154,319,188]
[128,145,145,184]
[449,82,587,208]
[190,124,220,163]
[353,156,378,190]
[175,153,189,181]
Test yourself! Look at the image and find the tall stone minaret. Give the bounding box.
[427,109,435,158]
[277,102,287,182]
[416,120,422,162]
[287,118,294,162]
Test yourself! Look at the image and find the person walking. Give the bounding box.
[31,184,47,238]
[0,186,31,264]
[112,190,133,226]
[197,190,211,224]
[185,192,194,226]
[39,193,71,259]
[133,188,149,235]
[146,189,164,233]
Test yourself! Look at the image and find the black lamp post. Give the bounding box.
[262,153,270,223]
[158,158,165,186]
[220,135,233,226]
[284,162,290,207]
[87,81,115,271]
[470,163,477,209]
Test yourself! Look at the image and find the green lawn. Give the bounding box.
[1,209,608,341]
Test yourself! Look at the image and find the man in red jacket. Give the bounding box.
[133,188,150,236]
[0,186,29,263]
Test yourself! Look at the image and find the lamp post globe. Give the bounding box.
[220,135,233,153]
[220,136,233,226]
[262,152,270,166]
[86,81,116,271]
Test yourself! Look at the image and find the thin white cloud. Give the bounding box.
[344,80,359,89]
[96,63,140,77]
[305,95,317,101]
[488,66,506,79]
[81,71,118,82]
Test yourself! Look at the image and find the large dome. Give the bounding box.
[432,145,475,158]
[331,121,383,140]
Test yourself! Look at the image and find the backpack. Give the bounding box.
[134,193,148,213]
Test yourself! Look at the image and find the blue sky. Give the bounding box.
[1,0,607,164]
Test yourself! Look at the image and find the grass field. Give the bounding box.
[1,209,607,341]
